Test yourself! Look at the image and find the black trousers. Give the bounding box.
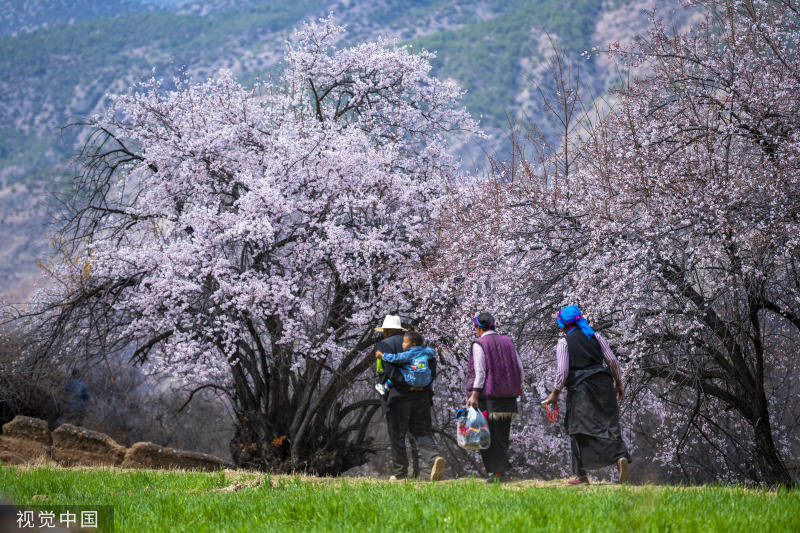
[385,396,439,478]
[479,415,512,474]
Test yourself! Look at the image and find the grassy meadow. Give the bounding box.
[0,465,798,532]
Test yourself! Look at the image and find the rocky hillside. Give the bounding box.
[0,0,158,36]
[0,0,695,302]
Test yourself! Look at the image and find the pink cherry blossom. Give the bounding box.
[29,16,477,472]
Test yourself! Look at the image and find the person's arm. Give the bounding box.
[553,339,569,392]
[596,333,624,400]
[468,343,485,408]
[380,349,414,364]
[515,348,524,393]
[472,343,486,390]
[544,339,569,405]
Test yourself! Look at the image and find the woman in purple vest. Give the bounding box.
[466,312,524,483]
[543,305,631,484]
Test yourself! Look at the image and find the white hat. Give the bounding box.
[375,314,407,333]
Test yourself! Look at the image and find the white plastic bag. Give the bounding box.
[456,407,491,450]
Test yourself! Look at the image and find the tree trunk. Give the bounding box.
[228,354,377,474]
[750,400,793,487]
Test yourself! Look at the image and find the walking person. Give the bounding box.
[375,314,445,481]
[63,368,89,426]
[543,305,631,484]
[465,312,524,483]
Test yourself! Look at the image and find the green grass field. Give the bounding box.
[1,465,798,532]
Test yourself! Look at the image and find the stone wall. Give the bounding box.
[121,442,233,471]
[0,415,233,471]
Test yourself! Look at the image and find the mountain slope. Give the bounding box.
[0,0,160,36]
[0,0,695,301]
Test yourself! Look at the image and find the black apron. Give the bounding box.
[564,365,623,441]
[563,334,631,473]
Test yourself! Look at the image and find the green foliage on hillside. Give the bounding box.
[1,466,799,533]
[0,0,617,186]
[0,0,323,185]
[0,128,47,164]
[0,0,158,37]
[412,0,602,128]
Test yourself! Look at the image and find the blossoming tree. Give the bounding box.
[421,0,800,485]
[577,0,800,486]
[33,17,475,472]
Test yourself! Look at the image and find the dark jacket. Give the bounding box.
[377,333,405,359]
[66,379,89,412]
[377,333,437,406]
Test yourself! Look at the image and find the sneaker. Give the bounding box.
[429,456,445,482]
[389,475,404,481]
[567,476,589,485]
[375,383,388,396]
[617,457,630,483]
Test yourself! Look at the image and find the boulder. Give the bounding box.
[1,415,51,445]
[121,441,233,471]
[51,424,125,467]
[0,416,52,465]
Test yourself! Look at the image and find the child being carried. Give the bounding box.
[375,331,434,395]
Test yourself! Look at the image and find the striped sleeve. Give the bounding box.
[596,333,623,385]
[553,338,569,391]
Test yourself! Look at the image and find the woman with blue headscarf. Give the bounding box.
[543,305,631,484]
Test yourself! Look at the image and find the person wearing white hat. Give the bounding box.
[375,314,444,482]
[374,314,407,335]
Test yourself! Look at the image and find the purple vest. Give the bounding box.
[465,333,522,397]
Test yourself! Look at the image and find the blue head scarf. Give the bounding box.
[556,305,595,338]
[473,312,496,329]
